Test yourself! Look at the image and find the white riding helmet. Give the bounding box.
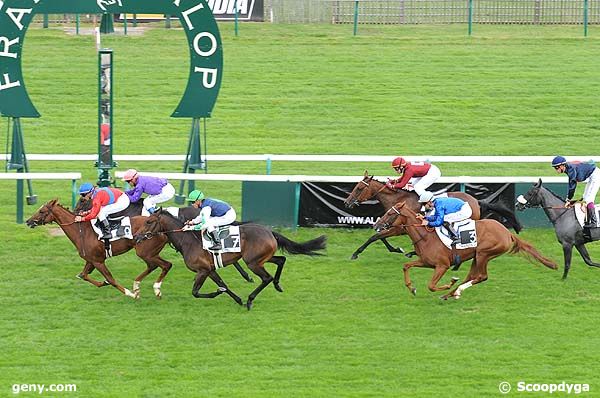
[418,191,434,203]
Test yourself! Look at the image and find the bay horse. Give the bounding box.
[75,197,254,283]
[515,179,600,280]
[373,202,557,299]
[343,171,523,260]
[26,199,172,299]
[135,208,327,310]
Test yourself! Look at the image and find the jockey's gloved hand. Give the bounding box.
[182,224,193,231]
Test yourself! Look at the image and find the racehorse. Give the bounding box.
[75,197,254,283]
[26,199,172,299]
[344,171,523,259]
[135,208,327,310]
[373,202,557,299]
[515,179,600,280]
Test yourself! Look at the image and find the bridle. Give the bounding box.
[347,178,391,207]
[518,187,572,221]
[376,205,430,246]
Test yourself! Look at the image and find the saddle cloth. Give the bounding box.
[574,203,600,228]
[91,217,133,241]
[434,219,477,250]
[202,225,241,253]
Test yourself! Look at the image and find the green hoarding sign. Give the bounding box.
[0,0,223,118]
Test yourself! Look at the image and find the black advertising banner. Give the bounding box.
[299,181,515,228]
[210,0,264,21]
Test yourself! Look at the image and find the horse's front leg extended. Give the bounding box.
[575,243,600,268]
[209,271,243,306]
[402,259,432,296]
[426,265,455,292]
[76,261,110,288]
[562,244,574,280]
[350,230,404,260]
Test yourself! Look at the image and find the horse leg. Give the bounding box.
[575,243,600,268]
[442,258,479,300]
[233,261,254,283]
[208,271,244,306]
[191,269,223,299]
[92,262,137,298]
[150,258,173,299]
[246,264,274,311]
[562,243,574,280]
[76,261,110,288]
[132,257,173,299]
[350,234,404,260]
[426,265,455,292]
[132,263,158,298]
[447,257,489,300]
[270,255,286,292]
[402,259,433,296]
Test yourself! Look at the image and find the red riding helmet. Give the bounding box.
[391,157,407,169]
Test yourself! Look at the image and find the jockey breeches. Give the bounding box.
[411,164,441,196]
[142,183,175,216]
[97,194,130,221]
[205,208,237,232]
[583,168,600,204]
[443,203,473,223]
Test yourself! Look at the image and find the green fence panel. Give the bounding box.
[242,181,299,228]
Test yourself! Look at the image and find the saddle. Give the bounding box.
[91,217,133,242]
[201,225,241,269]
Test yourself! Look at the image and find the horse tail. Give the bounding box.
[510,235,558,270]
[479,198,524,234]
[272,232,327,256]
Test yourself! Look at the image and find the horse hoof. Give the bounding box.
[76,273,84,280]
[246,277,254,283]
[451,277,460,283]
[410,288,417,296]
[246,301,253,311]
[154,291,162,299]
[350,254,359,260]
[274,283,284,293]
[440,295,449,301]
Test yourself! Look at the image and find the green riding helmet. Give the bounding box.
[187,190,205,202]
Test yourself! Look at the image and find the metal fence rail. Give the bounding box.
[265,0,600,25]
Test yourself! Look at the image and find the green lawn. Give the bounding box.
[2,23,600,397]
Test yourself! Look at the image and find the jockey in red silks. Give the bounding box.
[74,183,130,239]
[386,157,441,197]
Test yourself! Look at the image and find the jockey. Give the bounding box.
[552,156,600,227]
[74,182,130,239]
[417,191,472,243]
[182,190,237,251]
[122,169,175,216]
[386,157,441,197]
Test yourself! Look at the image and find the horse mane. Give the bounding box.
[54,200,73,213]
[541,185,565,202]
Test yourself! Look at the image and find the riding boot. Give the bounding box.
[99,219,112,240]
[585,206,597,228]
[443,221,459,244]
[209,230,222,251]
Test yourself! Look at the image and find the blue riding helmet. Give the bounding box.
[79,182,95,195]
[551,156,567,167]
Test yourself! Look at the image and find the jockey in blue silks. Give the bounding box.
[552,156,600,228]
[417,191,473,243]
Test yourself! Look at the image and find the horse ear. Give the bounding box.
[536,178,542,187]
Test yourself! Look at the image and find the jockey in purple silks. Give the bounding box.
[552,156,600,228]
[122,169,175,216]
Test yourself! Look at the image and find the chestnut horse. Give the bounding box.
[136,209,327,310]
[75,197,255,283]
[373,202,556,299]
[343,171,523,259]
[26,199,171,299]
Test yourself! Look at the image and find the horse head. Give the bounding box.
[26,199,59,228]
[374,202,410,232]
[74,195,92,214]
[135,208,164,243]
[344,170,377,208]
[516,179,544,211]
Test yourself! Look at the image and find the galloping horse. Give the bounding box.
[75,197,255,283]
[26,199,172,298]
[374,202,556,299]
[516,179,600,280]
[344,171,523,259]
[136,209,327,310]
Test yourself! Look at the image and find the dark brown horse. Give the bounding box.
[136,209,327,310]
[26,199,172,299]
[373,202,556,299]
[75,196,255,283]
[344,171,523,259]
